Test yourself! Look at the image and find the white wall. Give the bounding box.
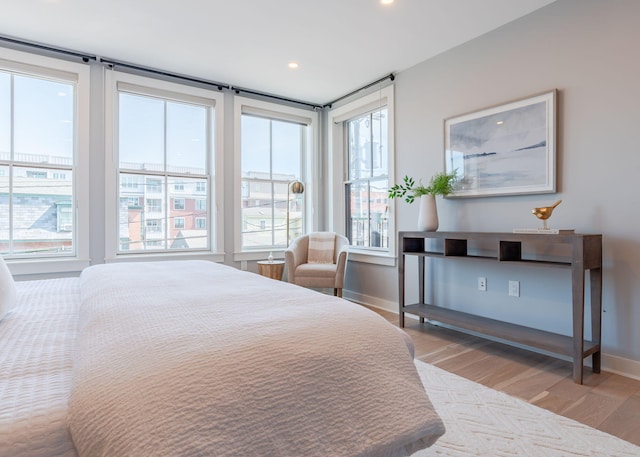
[344,0,640,372]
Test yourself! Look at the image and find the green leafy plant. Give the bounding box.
[388,171,458,204]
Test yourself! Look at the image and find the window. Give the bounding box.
[345,108,389,249]
[173,197,185,210]
[0,48,90,272]
[235,97,317,257]
[195,217,206,229]
[328,85,395,265]
[106,71,224,258]
[196,198,207,211]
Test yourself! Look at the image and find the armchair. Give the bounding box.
[284,232,349,297]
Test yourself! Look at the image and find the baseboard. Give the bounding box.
[344,289,640,382]
[602,354,640,381]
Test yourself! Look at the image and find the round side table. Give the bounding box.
[257,260,285,280]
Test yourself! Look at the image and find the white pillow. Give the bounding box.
[0,255,17,320]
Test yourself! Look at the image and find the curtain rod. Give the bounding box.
[1,34,323,110]
[0,35,95,62]
[323,73,395,109]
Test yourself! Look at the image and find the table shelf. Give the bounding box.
[398,231,602,384]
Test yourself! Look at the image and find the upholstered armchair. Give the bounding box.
[285,232,349,297]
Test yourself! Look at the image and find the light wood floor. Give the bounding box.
[366,306,640,447]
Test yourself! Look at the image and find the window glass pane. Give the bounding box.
[0,72,9,160]
[348,114,371,180]
[168,176,208,250]
[347,181,367,247]
[241,115,270,177]
[369,178,389,248]
[11,166,73,256]
[272,120,302,179]
[119,93,164,170]
[166,101,207,174]
[371,108,388,176]
[119,173,165,252]
[14,75,74,164]
[242,179,274,248]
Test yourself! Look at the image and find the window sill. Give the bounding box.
[233,250,285,262]
[348,250,396,267]
[105,251,225,264]
[7,257,91,277]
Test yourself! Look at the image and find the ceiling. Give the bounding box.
[1,0,556,105]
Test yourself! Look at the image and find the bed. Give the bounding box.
[0,260,444,456]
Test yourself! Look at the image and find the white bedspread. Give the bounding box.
[0,278,80,457]
[68,261,444,456]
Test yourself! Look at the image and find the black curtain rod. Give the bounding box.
[0,35,95,62]
[324,73,395,109]
[229,86,323,110]
[100,59,231,92]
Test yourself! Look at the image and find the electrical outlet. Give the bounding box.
[509,280,520,297]
[241,260,247,271]
[478,277,487,292]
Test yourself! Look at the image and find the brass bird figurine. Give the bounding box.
[532,199,562,229]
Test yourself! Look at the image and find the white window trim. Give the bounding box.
[0,47,91,275]
[104,70,224,262]
[233,96,318,261]
[328,85,396,266]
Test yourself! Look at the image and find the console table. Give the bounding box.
[398,231,602,384]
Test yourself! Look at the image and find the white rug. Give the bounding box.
[412,360,640,457]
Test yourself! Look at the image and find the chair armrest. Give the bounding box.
[334,235,349,289]
[284,236,308,283]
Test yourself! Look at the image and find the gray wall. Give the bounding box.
[344,0,640,367]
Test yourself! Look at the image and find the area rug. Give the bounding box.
[412,360,640,457]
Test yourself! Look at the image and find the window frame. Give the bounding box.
[233,96,318,261]
[104,70,224,263]
[328,85,396,266]
[0,47,91,275]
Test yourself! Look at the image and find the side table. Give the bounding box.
[257,260,285,280]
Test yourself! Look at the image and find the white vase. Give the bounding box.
[417,195,438,231]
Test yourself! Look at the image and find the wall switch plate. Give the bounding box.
[509,280,520,297]
[478,277,487,291]
[241,260,247,271]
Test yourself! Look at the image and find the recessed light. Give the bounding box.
[288,62,299,69]
[496,121,504,125]
[381,0,394,5]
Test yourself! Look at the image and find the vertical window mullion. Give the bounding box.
[8,74,14,255]
[163,100,168,248]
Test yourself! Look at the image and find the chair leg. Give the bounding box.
[334,288,342,298]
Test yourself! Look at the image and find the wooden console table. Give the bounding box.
[398,231,602,384]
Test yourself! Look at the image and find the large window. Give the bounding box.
[345,108,389,249]
[0,49,90,270]
[235,97,316,256]
[328,85,395,265]
[106,72,224,258]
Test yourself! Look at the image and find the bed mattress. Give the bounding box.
[0,278,80,457]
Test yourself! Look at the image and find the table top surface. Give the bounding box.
[257,260,285,265]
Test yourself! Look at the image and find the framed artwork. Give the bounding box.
[444,90,556,198]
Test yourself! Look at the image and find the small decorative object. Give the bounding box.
[267,252,274,263]
[388,172,457,231]
[513,199,574,234]
[532,199,562,230]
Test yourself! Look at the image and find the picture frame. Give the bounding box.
[444,90,556,198]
